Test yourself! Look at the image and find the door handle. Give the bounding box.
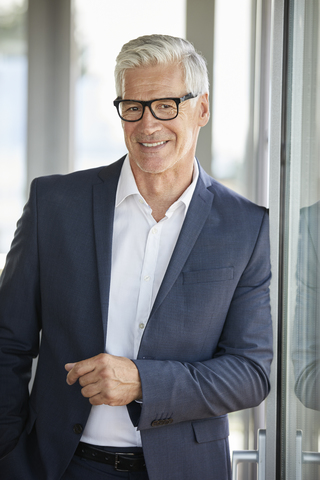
[232,429,266,480]
[296,430,320,480]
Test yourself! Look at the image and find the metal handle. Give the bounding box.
[296,430,320,480]
[232,429,266,480]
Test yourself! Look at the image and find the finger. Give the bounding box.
[83,381,137,407]
[88,392,107,406]
[66,359,96,385]
[65,363,78,385]
[65,363,76,372]
[85,388,122,406]
[80,382,101,400]
[78,370,100,387]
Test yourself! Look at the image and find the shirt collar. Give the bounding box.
[115,155,199,213]
[116,156,141,207]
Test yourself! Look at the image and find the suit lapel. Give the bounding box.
[150,167,214,319]
[93,158,125,337]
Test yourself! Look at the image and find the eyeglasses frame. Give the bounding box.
[113,93,198,122]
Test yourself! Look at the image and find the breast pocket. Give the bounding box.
[183,267,234,284]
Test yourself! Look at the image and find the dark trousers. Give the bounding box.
[61,448,150,480]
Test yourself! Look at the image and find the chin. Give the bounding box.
[140,154,182,173]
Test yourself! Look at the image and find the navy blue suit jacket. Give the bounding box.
[0,157,272,479]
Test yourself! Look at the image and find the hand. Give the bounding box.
[65,353,142,406]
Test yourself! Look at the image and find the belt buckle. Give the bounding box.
[114,453,132,472]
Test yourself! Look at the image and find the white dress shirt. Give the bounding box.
[81,156,199,447]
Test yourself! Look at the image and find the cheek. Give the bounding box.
[177,127,194,149]
[123,125,134,144]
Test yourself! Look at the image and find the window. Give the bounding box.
[0,0,27,262]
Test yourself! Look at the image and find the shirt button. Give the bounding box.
[152,227,158,234]
[144,275,150,282]
[139,323,145,329]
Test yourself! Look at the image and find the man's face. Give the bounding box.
[121,63,209,177]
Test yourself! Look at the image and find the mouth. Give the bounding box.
[140,141,167,147]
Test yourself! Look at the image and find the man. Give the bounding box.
[0,34,272,480]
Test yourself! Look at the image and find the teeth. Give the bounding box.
[141,141,166,147]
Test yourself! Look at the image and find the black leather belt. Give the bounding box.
[75,442,147,472]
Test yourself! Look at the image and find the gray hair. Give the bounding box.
[114,34,209,98]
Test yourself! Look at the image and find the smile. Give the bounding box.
[141,141,167,147]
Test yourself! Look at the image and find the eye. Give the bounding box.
[123,103,142,113]
[153,100,176,112]
[119,102,143,119]
[158,103,173,109]
[154,100,176,110]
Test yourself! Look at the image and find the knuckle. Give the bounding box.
[100,369,109,380]
[73,364,82,376]
[97,354,109,368]
[73,362,81,371]
[96,353,107,364]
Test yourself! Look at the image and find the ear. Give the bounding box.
[198,93,210,127]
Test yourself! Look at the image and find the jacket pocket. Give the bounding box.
[192,415,229,444]
[183,267,234,284]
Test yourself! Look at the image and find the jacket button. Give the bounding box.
[151,418,173,427]
[151,420,160,427]
[73,424,83,434]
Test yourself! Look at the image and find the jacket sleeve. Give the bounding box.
[0,179,41,459]
[133,211,272,431]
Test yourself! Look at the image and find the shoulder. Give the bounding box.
[30,157,126,199]
[198,164,268,226]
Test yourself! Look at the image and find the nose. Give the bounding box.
[139,106,162,135]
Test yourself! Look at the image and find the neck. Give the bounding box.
[131,161,194,222]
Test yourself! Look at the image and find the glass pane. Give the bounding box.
[73,0,186,171]
[213,3,269,479]
[212,0,252,198]
[282,1,320,478]
[0,0,27,264]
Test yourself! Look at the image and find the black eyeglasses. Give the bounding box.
[113,93,198,122]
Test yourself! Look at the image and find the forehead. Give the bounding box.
[122,63,186,100]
